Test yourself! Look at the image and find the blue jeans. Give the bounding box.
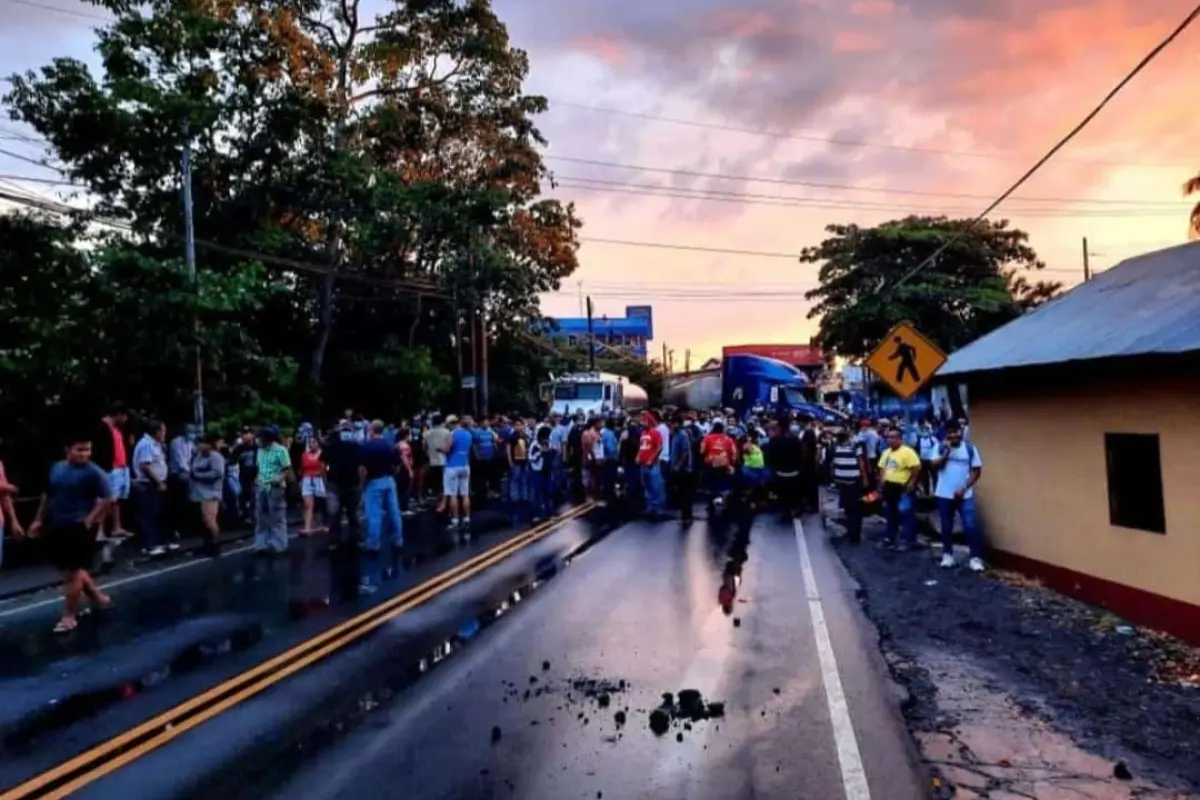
[363,476,403,551]
[641,463,665,514]
[254,485,288,552]
[883,484,917,546]
[938,496,982,558]
[508,463,529,503]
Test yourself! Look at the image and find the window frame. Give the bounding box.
[1103,432,1166,534]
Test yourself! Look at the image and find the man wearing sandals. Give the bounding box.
[27,429,114,633]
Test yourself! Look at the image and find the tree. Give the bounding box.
[801,216,1063,359]
[3,0,580,424]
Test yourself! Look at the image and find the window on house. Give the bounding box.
[1104,433,1166,534]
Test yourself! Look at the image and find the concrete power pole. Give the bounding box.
[1082,236,1091,282]
[181,134,204,430]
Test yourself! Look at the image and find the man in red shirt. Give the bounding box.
[636,411,665,516]
[700,420,738,507]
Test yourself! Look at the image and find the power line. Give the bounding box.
[0,0,108,20]
[545,99,1192,171]
[0,174,78,186]
[552,177,1192,218]
[545,155,1192,207]
[0,187,452,295]
[889,1,1200,294]
[0,147,60,170]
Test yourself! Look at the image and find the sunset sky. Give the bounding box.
[2,0,1198,361]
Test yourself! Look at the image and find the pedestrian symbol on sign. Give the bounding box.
[864,322,947,400]
[887,336,920,383]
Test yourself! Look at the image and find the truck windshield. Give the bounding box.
[783,387,811,407]
[554,383,603,400]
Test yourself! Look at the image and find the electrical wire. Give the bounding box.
[550,177,1192,218]
[0,0,108,20]
[888,0,1200,293]
[544,98,1194,171]
[544,155,1193,207]
[0,187,452,296]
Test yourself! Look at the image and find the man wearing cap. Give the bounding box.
[253,426,293,554]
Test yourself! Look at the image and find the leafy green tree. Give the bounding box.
[801,216,1063,359]
[3,0,580,425]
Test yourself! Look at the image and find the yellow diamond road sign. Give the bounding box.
[864,322,947,400]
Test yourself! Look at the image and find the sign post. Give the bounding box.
[864,321,947,400]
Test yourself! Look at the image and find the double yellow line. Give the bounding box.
[3,503,596,800]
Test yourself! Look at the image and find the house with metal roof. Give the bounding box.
[938,241,1200,644]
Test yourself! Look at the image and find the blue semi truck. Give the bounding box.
[665,354,846,425]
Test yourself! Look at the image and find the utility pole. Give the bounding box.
[453,287,466,414]
[585,295,596,372]
[577,279,584,317]
[478,303,489,417]
[469,303,479,417]
[662,342,669,374]
[181,133,204,430]
[684,349,691,374]
[1082,236,1091,282]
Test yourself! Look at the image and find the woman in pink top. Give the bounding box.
[299,438,327,534]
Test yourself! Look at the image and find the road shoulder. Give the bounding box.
[824,497,1200,799]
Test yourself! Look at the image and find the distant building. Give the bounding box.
[546,305,653,360]
[939,241,1200,644]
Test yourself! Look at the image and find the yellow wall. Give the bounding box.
[970,377,1200,609]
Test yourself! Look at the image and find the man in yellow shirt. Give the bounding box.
[877,427,921,551]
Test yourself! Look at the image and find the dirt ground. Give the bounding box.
[824,498,1200,799]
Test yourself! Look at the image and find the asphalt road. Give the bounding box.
[257,511,925,800]
[0,504,604,797]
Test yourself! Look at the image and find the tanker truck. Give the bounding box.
[665,353,845,424]
[542,371,650,417]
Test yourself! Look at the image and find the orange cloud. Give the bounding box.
[572,35,626,67]
[849,0,894,19]
[832,30,887,52]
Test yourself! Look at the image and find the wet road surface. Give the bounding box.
[0,504,608,796]
[247,511,924,800]
[0,506,923,799]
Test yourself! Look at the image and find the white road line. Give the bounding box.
[794,517,872,800]
[0,542,258,619]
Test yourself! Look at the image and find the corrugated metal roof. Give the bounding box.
[940,241,1200,377]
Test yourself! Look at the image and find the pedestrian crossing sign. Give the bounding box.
[864,321,947,400]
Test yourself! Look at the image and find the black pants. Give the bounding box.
[836,482,863,542]
[772,473,801,518]
[167,475,192,537]
[671,470,697,521]
[328,483,361,545]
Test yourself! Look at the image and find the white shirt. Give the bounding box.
[656,422,671,462]
[917,433,941,461]
[934,442,982,500]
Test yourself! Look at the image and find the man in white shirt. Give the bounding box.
[930,421,984,572]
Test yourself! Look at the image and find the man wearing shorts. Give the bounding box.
[442,415,474,530]
[423,415,450,513]
[28,429,114,633]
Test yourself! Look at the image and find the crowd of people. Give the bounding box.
[0,399,982,634]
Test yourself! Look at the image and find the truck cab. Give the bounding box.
[544,372,649,417]
[722,355,846,424]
